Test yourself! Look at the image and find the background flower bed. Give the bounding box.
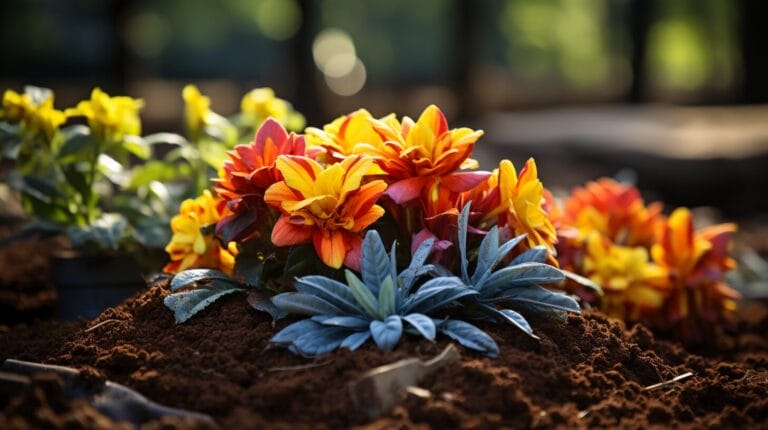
[1,278,766,429]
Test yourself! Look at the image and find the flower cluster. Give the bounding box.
[555,179,739,342]
[169,104,559,274]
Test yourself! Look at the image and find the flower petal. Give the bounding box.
[385,177,426,204]
[313,230,347,269]
[272,215,313,247]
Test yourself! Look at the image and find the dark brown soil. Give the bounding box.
[0,220,60,324]
[1,278,766,429]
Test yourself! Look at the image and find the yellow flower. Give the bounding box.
[264,155,387,270]
[305,109,385,163]
[474,158,557,254]
[1,88,66,139]
[241,87,305,131]
[164,190,238,275]
[182,84,215,140]
[583,233,667,320]
[66,88,143,142]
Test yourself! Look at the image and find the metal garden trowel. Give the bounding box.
[349,344,460,418]
[1,359,217,428]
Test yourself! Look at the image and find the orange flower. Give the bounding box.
[650,208,739,342]
[361,105,488,204]
[164,190,238,275]
[213,118,306,242]
[562,178,663,247]
[264,155,387,269]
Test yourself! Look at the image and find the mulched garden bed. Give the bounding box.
[1,277,766,429]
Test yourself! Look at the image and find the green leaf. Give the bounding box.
[9,173,67,203]
[346,269,379,319]
[128,161,188,189]
[170,269,240,291]
[198,139,229,169]
[378,275,396,317]
[122,135,151,159]
[97,154,127,186]
[65,213,128,250]
[57,130,96,163]
[142,132,189,146]
[164,284,241,323]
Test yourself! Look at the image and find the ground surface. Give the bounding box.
[1,277,766,429]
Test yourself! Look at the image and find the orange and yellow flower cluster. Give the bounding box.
[161,94,739,342]
[166,104,556,273]
[554,178,739,342]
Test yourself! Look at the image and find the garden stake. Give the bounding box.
[348,344,460,419]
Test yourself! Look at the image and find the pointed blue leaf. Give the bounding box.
[294,276,363,314]
[509,246,549,265]
[402,313,436,340]
[458,202,471,282]
[439,319,499,358]
[291,326,350,356]
[272,292,344,316]
[495,284,580,313]
[361,230,391,296]
[473,234,528,287]
[482,262,565,296]
[312,315,370,329]
[398,236,435,296]
[369,316,403,351]
[403,281,478,314]
[498,309,539,339]
[563,270,604,296]
[472,226,499,284]
[270,319,322,345]
[340,331,372,351]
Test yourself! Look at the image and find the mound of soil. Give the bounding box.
[1,278,766,429]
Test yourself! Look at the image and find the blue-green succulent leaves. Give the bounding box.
[269,230,500,357]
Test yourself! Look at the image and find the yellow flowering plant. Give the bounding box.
[555,179,740,343]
